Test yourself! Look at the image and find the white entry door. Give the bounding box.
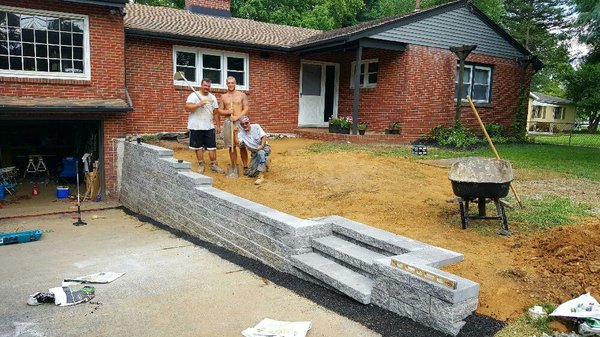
[299,62,338,127]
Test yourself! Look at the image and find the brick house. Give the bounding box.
[0,0,538,197]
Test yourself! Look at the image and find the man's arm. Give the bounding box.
[185,100,209,112]
[257,135,266,150]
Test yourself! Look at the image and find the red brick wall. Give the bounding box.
[0,0,127,101]
[125,37,299,134]
[0,0,127,197]
[307,45,531,139]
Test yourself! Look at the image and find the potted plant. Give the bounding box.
[385,121,401,134]
[339,116,352,134]
[328,117,343,133]
[357,122,368,135]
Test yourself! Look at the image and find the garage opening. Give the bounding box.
[0,119,103,214]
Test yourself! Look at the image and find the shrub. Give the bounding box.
[430,123,482,149]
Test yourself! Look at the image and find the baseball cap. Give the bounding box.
[239,116,250,123]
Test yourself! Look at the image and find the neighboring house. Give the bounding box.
[0,0,538,197]
[527,92,577,133]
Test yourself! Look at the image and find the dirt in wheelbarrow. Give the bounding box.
[155,137,600,323]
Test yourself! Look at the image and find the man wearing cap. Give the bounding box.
[184,78,225,174]
[237,116,270,185]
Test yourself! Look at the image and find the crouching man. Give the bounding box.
[237,116,270,185]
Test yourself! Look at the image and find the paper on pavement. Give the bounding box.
[62,272,125,285]
[242,318,311,337]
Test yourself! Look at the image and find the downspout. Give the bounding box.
[352,42,363,135]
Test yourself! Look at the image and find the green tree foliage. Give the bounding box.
[571,0,600,62]
[133,0,184,8]
[565,61,600,133]
[502,0,571,94]
[231,0,364,30]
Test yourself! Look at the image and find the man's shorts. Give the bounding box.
[189,129,216,150]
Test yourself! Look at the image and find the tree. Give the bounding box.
[565,61,600,133]
[571,0,600,62]
[133,0,184,8]
[231,0,364,30]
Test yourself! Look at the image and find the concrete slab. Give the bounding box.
[0,209,380,337]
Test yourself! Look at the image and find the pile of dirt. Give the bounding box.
[154,138,599,322]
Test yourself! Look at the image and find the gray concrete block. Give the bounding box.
[291,252,373,304]
[396,246,464,268]
[312,236,386,274]
[389,297,415,319]
[388,281,431,313]
[430,296,478,323]
[372,257,479,304]
[412,309,466,336]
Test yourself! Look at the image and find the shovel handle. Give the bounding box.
[467,96,523,208]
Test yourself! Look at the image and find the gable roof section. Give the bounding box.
[124,0,535,62]
[531,92,573,105]
[124,3,321,51]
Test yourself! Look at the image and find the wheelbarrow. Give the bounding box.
[448,157,514,235]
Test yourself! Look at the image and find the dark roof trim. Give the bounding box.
[359,38,406,51]
[186,5,231,18]
[63,0,127,8]
[0,106,132,113]
[125,29,291,53]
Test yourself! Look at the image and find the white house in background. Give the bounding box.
[527,92,577,133]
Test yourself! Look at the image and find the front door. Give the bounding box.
[298,62,338,127]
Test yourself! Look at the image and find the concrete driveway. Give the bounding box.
[0,208,380,337]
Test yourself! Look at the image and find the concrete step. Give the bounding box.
[312,236,387,275]
[290,252,373,304]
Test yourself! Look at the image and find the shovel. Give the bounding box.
[226,101,239,178]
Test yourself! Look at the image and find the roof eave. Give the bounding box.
[125,29,292,53]
[0,106,132,113]
[63,0,127,8]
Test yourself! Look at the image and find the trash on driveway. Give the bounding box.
[49,285,95,306]
[63,272,125,284]
[242,318,311,337]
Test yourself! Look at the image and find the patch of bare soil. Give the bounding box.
[155,138,599,322]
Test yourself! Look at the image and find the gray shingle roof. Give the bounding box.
[124,3,322,49]
[532,92,573,105]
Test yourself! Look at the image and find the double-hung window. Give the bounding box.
[455,64,492,103]
[0,6,90,80]
[350,59,378,88]
[173,47,248,90]
[553,106,565,120]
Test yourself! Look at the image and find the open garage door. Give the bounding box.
[0,118,103,212]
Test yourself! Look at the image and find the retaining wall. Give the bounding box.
[117,140,479,336]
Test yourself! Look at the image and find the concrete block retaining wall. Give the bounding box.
[117,140,479,336]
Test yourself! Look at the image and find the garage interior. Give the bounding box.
[0,119,103,210]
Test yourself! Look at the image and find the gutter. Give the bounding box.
[0,106,133,113]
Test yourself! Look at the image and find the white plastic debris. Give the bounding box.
[550,293,600,320]
[62,272,125,285]
[241,318,311,337]
[528,305,548,319]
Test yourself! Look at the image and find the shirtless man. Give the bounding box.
[218,76,249,175]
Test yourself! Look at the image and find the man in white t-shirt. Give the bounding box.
[185,78,224,174]
[237,116,270,185]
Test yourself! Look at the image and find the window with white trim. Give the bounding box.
[455,64,492,103]
[553,106,565,120]
[532,106,542,118]
[350,59,378,88]
[173,47,248,90]
[0,6,90,80]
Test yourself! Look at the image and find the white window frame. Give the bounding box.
[173,46,249,90]
[455,64,492,103]
[350,58,378,89]
[0,5,91,80]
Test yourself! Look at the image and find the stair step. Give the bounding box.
[291,252,373,304]
[312,236,387,275]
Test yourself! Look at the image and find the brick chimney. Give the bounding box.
[186,0,230,17]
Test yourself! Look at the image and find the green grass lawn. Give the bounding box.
[309,142,600,182]
[531,133,600,147]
